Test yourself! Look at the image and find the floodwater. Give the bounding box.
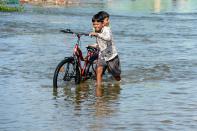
[0,0,197,130]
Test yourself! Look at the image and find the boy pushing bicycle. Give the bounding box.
[89,11,121,86]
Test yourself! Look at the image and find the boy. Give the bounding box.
[98,11,110,27]
[89,12,121,86]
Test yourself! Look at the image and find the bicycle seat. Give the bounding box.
[86,46,98,52]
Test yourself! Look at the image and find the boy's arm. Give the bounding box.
[89,28,112,41]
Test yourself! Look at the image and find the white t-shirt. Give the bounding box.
[96,26,118,61]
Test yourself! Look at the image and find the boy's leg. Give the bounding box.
[96,66,103,85]
[96,57,107,85]
[107,55,121,81]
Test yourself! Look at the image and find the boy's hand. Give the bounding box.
[89,32,98,37]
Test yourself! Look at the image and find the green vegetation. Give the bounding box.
[0,5,23,12]
[0,0,23,12]
[0,0,19,4]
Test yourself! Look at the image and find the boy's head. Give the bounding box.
[92,13,104,33]
[97,11,110,26]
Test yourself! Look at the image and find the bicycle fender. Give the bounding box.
[64,57,74,61]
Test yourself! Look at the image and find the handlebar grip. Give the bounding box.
[82,33,89,36]
[60,29,89,36]
[60,29,73,34]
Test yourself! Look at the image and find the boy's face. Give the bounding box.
[93,21,103,32]
[103,17,110,26]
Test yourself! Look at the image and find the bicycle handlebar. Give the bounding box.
[60,29,89,36]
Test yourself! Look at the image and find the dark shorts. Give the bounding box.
[97,55,121,77]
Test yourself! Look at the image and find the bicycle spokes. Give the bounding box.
[53,58,80,88]
[63,63,75,81]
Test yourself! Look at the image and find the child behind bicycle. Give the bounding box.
[89,12,121,86]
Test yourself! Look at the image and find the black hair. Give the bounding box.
[97,11,110,19]
[92,13,104,22]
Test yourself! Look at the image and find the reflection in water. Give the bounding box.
[53,81,120,101]
[94,83,120,117]
[53,81,121,117]
[95,83,120,97]
[1,0,197,130]
[75,82,91,105]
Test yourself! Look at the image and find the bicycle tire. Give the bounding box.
[53,57,81,88]
[91,62,97,77]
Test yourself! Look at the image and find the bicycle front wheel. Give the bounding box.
[53,57,81,88]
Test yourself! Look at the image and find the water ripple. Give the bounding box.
[1,1,197,131]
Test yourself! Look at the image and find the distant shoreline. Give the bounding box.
[20,0,80,5]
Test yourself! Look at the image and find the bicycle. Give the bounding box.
[53,29,98,88]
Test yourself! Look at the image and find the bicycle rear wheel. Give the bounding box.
[53,57,81,88]
[85,62,97,80]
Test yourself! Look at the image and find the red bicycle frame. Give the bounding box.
[69,32,98,80]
